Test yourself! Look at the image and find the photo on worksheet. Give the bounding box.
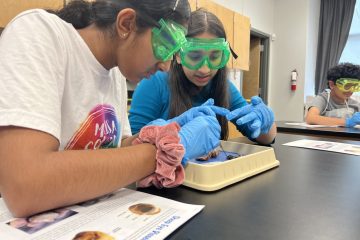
[6,208,78,234]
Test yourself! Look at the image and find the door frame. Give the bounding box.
[250,29,270,104]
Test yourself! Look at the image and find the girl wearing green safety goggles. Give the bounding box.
[0,0,192,216]
[152,19,188,62]
[179,38,231,70]
[129,8,277,145]
[114,0,190,81]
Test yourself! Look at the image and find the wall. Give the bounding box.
[271,0,316,121]
[213,0,275,34]
[213,0,320,121]
[304,0,320,100]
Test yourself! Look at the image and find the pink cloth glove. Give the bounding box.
[132,122,185,188]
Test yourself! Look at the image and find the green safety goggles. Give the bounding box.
[179,38,231,70]
[336,78,360,92]
[152,19,187,61]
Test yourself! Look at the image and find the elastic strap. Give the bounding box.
[230,46,238,59]
[132,122,185,188]
[173,0,180,11]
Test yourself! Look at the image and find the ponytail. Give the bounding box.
[55,0,93,29]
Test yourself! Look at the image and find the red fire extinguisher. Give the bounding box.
[291,69,298,91]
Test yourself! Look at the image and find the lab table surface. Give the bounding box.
[276,120,360,140]
[138,133,360,240]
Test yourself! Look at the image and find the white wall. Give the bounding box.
[213,0,275,34]
[304,0,320,99]
[214,0,320,121]
[270,0,306,121]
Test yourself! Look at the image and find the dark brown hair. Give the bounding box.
[327,62,360,81]
[168,8,230,139]
[54,0,190,32]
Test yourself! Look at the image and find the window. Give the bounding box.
[339,0,360,65]
[340,0,360,96]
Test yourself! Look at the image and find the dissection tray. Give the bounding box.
[183,140,279,191]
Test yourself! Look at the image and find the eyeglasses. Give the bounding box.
[336,78,360,92]
[152,19,187,61]
[179,38,231,70]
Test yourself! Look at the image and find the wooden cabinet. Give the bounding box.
[188,0,197,11]
[0,0,64,28]
[233,13,250,70]
[243,37,261,99]
[228,122,243,139]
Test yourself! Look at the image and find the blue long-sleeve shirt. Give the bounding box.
[129,71,248,135]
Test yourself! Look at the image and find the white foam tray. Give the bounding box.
[183,140,279,191]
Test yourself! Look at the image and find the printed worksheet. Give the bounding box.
[285,122,360,129]
[0,188,204,240]
[283,139,360,156]
[285,122,340,128]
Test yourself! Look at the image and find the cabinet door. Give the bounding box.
[188,0,197,11]
[233,13,250,70]
[228,122,243,139]
[242,37,261,99]
[197,0,234,69]
[0,0,64,28]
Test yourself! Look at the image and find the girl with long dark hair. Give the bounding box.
[0,0,221,217]
[130,8,276,148]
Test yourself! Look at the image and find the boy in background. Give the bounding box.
[306,63,360,127]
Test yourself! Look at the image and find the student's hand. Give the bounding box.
[345,112,360,128]
[226,96,274,139]
[146,99,228,129]
[146,99,229,128]
[170,98,230,126]
[179,116,221,165]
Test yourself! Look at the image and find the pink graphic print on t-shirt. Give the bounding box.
[65,104,120,150]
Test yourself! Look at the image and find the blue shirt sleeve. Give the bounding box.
[128,71,171,134]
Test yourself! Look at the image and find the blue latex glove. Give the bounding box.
[170,98,230,126]
[345,112,360,128]
[179,115,221,165]
[146,118,168,127]
[226,96,274,139]
[146,98,229,128]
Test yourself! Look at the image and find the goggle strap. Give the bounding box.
[173,0,180,11]
[230,46,238,59]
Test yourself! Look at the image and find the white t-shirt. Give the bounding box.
[0,9,131,150]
